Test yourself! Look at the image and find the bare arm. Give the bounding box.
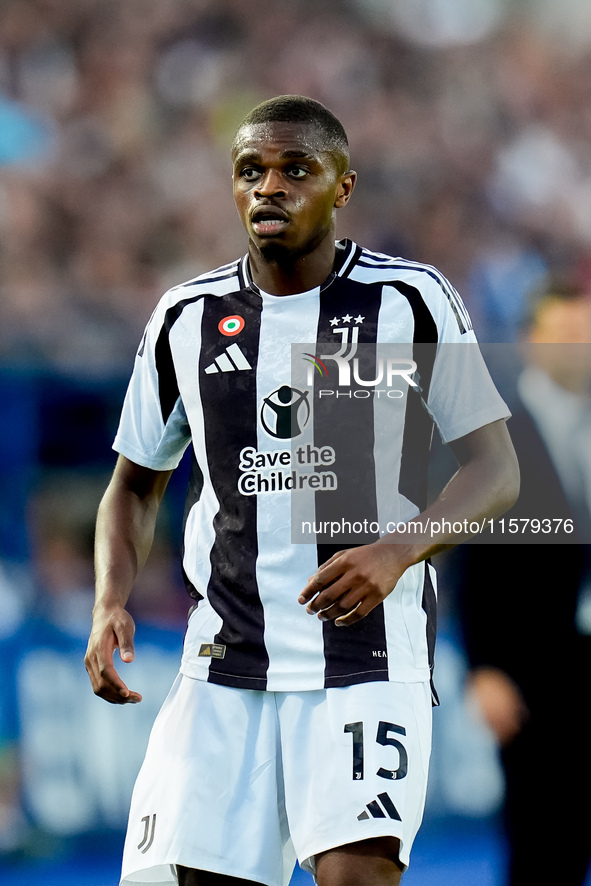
[84,455,173,704]
[299,418,520,626]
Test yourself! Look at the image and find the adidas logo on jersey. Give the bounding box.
[357,791,401,821]
[204,343,251,374]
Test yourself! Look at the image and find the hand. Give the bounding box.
[467,667,529,746]
[298,543,407,626]
[84,606,142,704]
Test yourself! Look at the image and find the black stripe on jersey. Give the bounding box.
[333,239,361,278]
[395,257,471,332]
[314,278,389,688]
[237,255,248,291]
[436,276,471,332]
[421,561,439,706]
[175,262,240,289]
[357,259,471,334]
[137,305,158,358]
[425,271,471,333]
[209,259,241,273]
[181,453,205,604]
[391,281,438,512]
[155,295,204,424]
[356,251,397,265]
[359,258,470,334]
[198,288,269,689]
[180,268,239,287]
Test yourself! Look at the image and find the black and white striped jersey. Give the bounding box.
[114,239,509,692]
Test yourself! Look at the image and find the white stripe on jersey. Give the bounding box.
[373,287,417,531]
[170,299,224,681]
[383,563,431,681]
[255,288,325,690]
[335,240,360,277]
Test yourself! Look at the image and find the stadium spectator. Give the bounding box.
[457,279,591,886]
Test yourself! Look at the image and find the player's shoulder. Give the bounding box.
[139,258,244,341]
[352,244,473,335]
[353,245,452,291]
[164,257,243,302]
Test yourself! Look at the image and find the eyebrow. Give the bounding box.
[281,149,316,159]
[233,148,318,164]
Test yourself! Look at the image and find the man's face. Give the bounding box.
[527,296,591,393]
[232,121,355,263]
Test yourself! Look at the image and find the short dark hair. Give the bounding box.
[233,95,350,172]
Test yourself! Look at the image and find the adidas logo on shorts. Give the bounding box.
[357,791,401,821]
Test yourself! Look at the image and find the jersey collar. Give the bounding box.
[238,239,360,295]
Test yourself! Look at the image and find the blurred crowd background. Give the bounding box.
[2,0,591,883]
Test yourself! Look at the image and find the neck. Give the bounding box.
[247,233,337,296]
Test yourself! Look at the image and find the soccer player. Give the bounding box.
[85,96,519,886]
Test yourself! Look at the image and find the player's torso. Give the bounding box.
[169,262,435,691]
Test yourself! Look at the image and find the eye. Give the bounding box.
[287,166,309,179]
[240,167,261,181]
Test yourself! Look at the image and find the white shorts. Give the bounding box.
[121,675,432,886]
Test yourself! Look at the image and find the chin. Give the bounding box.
[258,241,294,263]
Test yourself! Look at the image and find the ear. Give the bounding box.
[334,170,357,209]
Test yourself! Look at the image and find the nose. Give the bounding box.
[254,168,286,198]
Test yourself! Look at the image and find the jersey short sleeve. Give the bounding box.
[418,273,509,443]
[113,298,191,471]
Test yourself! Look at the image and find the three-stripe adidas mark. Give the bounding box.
[357,791,401,821]
[204,343,251,374]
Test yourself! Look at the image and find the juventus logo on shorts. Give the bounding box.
[138,813,156,853]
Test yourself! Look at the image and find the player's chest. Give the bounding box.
[170,284,416,422]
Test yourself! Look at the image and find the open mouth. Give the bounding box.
[251,208,289,236]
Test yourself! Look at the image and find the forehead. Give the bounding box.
[232,121,329,163]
